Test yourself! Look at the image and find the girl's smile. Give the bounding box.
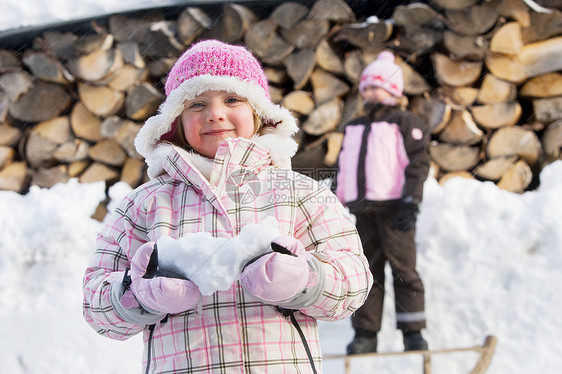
[202,128,236,136]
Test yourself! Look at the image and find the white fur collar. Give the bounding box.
[144,133,299,180]
[145,144,214,180]
[181,149,214,180]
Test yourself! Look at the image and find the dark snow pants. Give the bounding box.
[351,207,426,333]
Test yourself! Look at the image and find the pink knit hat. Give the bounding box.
[164,40,270,99]
[358,51,404,97]
[134,39,298,171]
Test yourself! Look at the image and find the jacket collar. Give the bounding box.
[363,103,400,121]
[150,138,273,189]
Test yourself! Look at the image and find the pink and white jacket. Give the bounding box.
[83,136,372,373]
[335,104,430,211]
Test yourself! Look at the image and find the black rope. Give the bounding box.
[144,315,168,374]
[278,307,318,374]
[145,324,156,374]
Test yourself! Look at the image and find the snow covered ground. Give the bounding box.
[1,161,561,373]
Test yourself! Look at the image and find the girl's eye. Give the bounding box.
[226,97,243,104]
[187,102,204,110]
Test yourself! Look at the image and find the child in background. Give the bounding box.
[83,39,372,373]
[335,51,431,354]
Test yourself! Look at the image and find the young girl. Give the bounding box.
[83,39,372,373]
[335,51,431,354]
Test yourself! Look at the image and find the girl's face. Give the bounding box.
[361,85,395,105]
[180,90,256,158]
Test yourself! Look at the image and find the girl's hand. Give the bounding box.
[124,242,201,314]
[240,236,319,306]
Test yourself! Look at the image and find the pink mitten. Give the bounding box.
[123,242,200,314]
[240,236,318,304]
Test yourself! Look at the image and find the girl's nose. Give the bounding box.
[206,104,225,122]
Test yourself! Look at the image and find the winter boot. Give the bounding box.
[346,329,378,355]
[403,330,428,351]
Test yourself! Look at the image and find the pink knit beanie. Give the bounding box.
[358,51,404,97]
[164,40,270,99]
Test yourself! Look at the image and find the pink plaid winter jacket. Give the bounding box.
[83,138,372,373]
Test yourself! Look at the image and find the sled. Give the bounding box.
[323,335,497,374]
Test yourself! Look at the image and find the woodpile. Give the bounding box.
[1,0,561,197]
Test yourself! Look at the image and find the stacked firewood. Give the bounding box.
[0,0,561,197]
